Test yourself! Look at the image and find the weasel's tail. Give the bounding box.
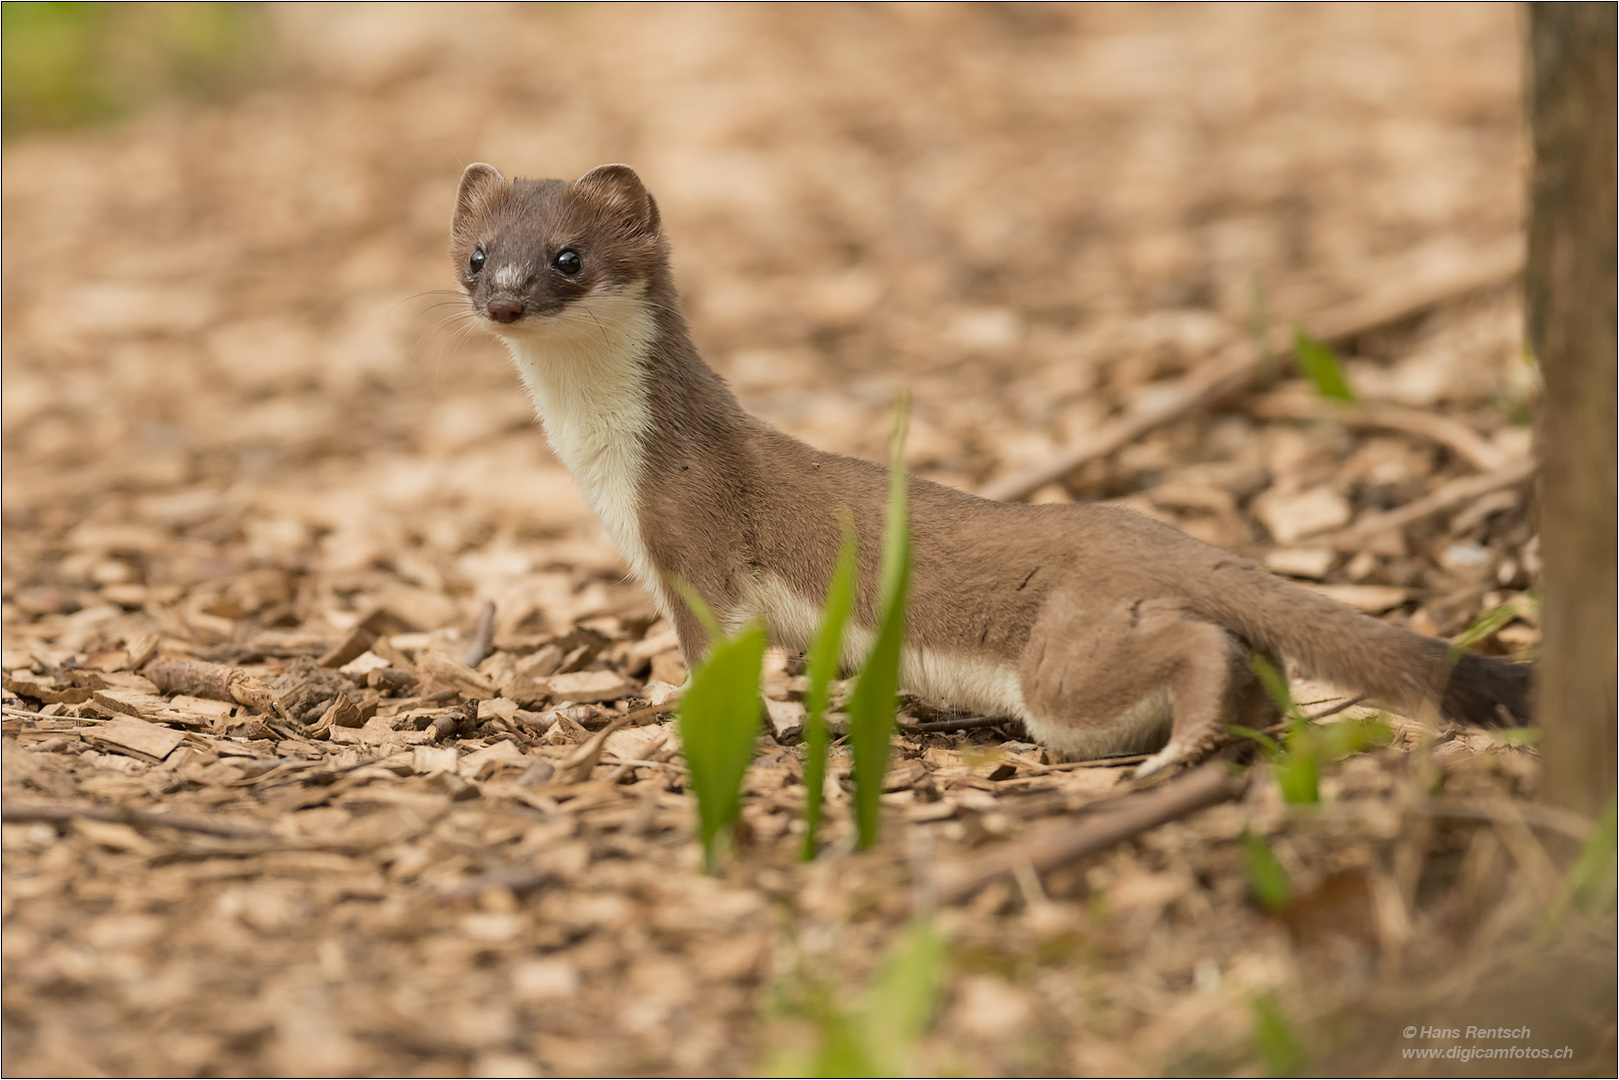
[1186,563,1532,727]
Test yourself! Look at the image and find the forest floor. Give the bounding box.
[2,5,1612,1076]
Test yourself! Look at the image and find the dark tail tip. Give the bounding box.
[1441,652,1534,728]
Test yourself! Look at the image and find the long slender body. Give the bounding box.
[451,163,1532,776]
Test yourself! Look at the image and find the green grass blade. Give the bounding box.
[1247,654,1304,726]
[1242,832,1293,912]
[810,1015,870,1078]
[847,394,912,850]
[878,391,912,610]
[1293,328,1356,403]
[677,622,767,874]
[847,574,909,850]
[765,918,946,1077]
[1271,751,1320,805]
[1446,602,1517,663]
[859,917,947,1075]
[1567,795,1618,914]
[1247,655,1319,804]
[1541,794,1618,933]
[1313,716,1394,760]
[1227,723,1282,756]
[802,512,859,861]
[1250,993,1307,1076]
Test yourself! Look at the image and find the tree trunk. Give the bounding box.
[1527,3,1617,818]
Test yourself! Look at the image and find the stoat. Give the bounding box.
[449,162,1531,776]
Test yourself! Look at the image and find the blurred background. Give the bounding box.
[6,6,1572,1077]
[3,3,1528,592]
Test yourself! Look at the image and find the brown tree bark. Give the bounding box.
[1527,3,1617,818]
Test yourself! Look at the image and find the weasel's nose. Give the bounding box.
[486,299,524,324]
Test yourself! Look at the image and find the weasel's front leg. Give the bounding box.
[1016,593,1279,776]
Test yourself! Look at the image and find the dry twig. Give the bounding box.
[607,699,679,727]
[899,714,1024,734]
[439,865,554,902]
[981,248,1523,502]
[143,657,292,721]
[462,601,498,668]
[1017,753,1151,775]
[1247,396,1510,472]
[939,760,1250,902]
[1424,798,1594,842]
[556,715,632,784]
[1,799,274,840]
[1322,457,1537,551]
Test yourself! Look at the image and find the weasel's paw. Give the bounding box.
[1133,734,1221,779]
[1132,743,1185,779]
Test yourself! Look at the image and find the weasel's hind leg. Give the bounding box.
[1134,635,1282,778]
[1018,596,1256,772]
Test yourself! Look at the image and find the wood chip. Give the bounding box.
[331,716,433,747]
[317,607,420,669]
[89,690,212,730]
[602,725,668,763]
[1301,583,1411,613]
[764,698,805,743]
[1263,547,1336,579]
[503,675,554,707]
[1252,485,1353,544]
[124,630,161,670]
[458,740,528,780]
[73,819,155,852]
[84,671,162,695]
[412,745,461,776]
[416,652,499,698]
[323,695,365,729]
[540,670,632,705]
[169,694,237,719]
[1,674,91,704]
[83,718,186,763]
[306,694,363,740]
[339,651,392,678]
[555,716,631,784]
[515,643,566,679]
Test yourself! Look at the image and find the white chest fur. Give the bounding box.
[502,286,662,604]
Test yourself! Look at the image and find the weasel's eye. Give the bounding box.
[469,248,485,274]
[553,249,582,276]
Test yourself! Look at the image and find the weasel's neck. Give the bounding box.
[504,286,663,598]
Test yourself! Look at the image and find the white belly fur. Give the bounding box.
[738,572,1173,758]
[734,573,1023,716]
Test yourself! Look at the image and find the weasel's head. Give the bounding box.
[450,162,666,340]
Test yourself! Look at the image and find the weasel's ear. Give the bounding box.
[575,163,661,234]
[453,163,507,233]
